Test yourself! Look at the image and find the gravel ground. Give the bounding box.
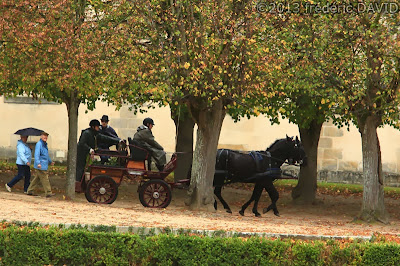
[1,172,399,238]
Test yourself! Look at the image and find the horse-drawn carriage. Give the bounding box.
[75,138,189,208]
[75,134,305,217]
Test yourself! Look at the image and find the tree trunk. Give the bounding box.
[186,100,226,211]
[171,107,195,182]
[65,97,80,200]
[357,115,388,223]
[292,120,323,204]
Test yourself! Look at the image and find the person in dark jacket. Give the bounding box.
[98,115,119,164]
[76,119,121,184]
[133,118,166,171]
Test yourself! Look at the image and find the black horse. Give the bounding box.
[213,136,306,217]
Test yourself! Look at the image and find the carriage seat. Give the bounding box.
[96,149,127,157]
[128,137,149,161]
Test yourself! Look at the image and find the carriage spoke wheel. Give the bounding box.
[139,180,172,208]
[85,175,118,204]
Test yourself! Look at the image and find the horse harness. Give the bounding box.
[249,151,271,172]
[216,148,302,185]
[216,149,273,184]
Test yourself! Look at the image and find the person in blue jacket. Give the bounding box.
[5,135,32,193]
[26,132,55,197]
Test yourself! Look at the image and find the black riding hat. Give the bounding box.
[100,115,109,122]
[89,119,101,127]
[143,117,155,126]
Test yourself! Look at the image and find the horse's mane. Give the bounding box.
[266,138,287,152]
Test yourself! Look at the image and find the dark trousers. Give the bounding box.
[8,164,31,192]
[76,152,88,181]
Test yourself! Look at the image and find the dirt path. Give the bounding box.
[1,173,399,237]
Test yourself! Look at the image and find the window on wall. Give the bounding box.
[3,95,58,105]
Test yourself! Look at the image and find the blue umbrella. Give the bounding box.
[14,127,45,136]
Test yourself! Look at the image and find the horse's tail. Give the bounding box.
[214,149,230,187]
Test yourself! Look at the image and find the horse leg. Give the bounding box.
[214,186,232,213]
[239,196,253,216]
[262,181,280,216]
[240,184,263,217]
[251,183,264,217]
[263,203,273,214]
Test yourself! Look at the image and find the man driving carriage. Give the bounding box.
[133,118,166,171]
[76,119,122,183]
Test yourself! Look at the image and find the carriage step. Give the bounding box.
[127,170,144,176]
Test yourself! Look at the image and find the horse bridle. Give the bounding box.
[262,141,305,167]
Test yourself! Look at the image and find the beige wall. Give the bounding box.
[2,96,400,173]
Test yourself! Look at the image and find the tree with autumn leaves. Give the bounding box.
[103,0,274,210]
[325,9,400,223]
[256,2,400,222]
[0,0,137,199]
[1,0,399,223]
[255,12,342,205]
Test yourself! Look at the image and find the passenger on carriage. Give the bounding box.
[99,115,119,164]
[76,119,121,182]
[133,118,166,171]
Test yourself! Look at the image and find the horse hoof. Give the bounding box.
[239,210,244,216]
[274,212,280,217]
[226,209,232,214]
[262,208,269,214]
[254,213,261,217]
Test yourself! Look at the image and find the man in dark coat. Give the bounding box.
[98,115,119,164]
[76,119,121,184]
[99,115,118,139]
[133,118,166,171]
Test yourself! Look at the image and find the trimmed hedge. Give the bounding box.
[0,225,399,265]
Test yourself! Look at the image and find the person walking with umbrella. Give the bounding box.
[5,135,32,193]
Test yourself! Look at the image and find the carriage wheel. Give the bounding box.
[139,180,172,208]
[85,175,118,204]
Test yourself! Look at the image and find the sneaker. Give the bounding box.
[5,184,11,192]
[27,192,38,196]
[46,193,56,198]
[24,191,27,194]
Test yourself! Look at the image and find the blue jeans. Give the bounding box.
[7,164,31,192]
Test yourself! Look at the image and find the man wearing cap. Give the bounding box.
[27,132,55,197]
[98,115,119,164]
[76,119,121,187]
[133,117,166,171]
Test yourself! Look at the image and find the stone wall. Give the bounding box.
[317,121,400,173]
[318,170,400,187]
[108,106,143,140]
[2,96,400,173]
[318,122,361,172]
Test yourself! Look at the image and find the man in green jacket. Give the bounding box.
[76,119,121,184]
[133,118,166,171]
